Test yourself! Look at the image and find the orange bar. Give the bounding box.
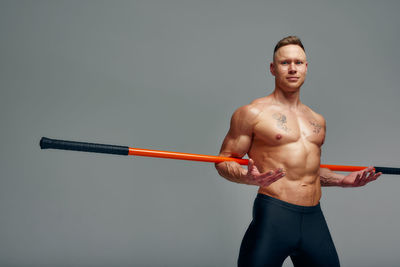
[129,148,369,172]
[320,164,368,172]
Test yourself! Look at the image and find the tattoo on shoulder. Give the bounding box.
[309,120,322,134]
[272,113,290,132]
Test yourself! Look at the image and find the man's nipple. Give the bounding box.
[276,134,282,140]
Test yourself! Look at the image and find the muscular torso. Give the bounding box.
[249,97,325,206]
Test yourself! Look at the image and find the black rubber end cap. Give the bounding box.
[40,137,50,149]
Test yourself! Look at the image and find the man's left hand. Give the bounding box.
[340,166,382,187]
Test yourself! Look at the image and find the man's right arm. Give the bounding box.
[215,105,254,184]
[215,105,285,186]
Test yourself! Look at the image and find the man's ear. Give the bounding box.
[270,62,276,76]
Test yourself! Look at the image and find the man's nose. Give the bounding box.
[288,63,297,74]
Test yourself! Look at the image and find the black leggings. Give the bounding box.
[238,194,340,267]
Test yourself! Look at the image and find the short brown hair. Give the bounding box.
[273,36,305,56]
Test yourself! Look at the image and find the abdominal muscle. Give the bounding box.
[251,142,322,206]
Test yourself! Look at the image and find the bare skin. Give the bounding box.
[215,44,381,206]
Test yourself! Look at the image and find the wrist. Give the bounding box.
[320,169,346,187]
[332,172,346,187]
[216,161,248,184]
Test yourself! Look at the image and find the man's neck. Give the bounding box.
[272,87,301,110]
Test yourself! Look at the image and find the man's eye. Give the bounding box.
[282,61,288,64]
[296,61,303,64]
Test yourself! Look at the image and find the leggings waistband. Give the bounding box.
[256,193,321,213]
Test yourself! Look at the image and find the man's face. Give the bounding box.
[270,44,308,91]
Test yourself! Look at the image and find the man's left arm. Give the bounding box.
[320,167,382,187]
[318,116,382,187]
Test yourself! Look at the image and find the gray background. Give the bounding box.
[1,0,399,266]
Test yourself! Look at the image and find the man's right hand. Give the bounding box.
[243,159,286,187]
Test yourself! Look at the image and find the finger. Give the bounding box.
[258,169,284,181]
[260,172,285,187]
[369,172,382,182]
[367,171,381,183]
[361,171,374,185]
[354,173,361,185]
[255,172,273,183]
[362,176,374,186]
[247,159,259,176]
[366,169,375,179]
[368,170,375,178]
[360,171,368,181]
[274,168,285,177]
[357,171,367,186]
[267,171,286,181]
[273,168,284,175]
[364,166,374,172]
[360,171,371,186]
[248,158,254,170]
[258,168,282,179]
[363,169,377,185]
[358,167,373,184]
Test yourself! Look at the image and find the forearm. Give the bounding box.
[215,161,248,184]
[320,168,345,187]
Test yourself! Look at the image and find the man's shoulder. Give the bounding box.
[232,104,261,123]
[234,98,270,120]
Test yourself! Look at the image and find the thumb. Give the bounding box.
[248,158,259,174]
[248,158,254,169]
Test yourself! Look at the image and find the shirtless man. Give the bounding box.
[215,36,382,267]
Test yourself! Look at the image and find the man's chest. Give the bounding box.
[253,109,325,147]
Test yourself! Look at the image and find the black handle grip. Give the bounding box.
[374,166,400,175]
[40,137,129,156]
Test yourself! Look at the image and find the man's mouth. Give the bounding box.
[287,77,299,81]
